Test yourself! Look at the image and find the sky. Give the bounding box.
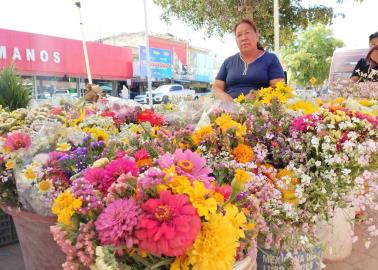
[0,0,376,62]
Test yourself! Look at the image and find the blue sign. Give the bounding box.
[140,46,172,79]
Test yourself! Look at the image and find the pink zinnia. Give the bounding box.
[158,149,213,184]
[84,167,108,193]
[290,114,319,133]
[136,191,201,257]
[99,158,139,193]
[95,198,140,248]
[4,132,31,152]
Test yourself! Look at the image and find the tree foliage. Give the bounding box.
[281,24,344,86]
[153,0,361,48]
[0,65,31,110]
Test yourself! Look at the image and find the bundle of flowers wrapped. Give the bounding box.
[50,148,252,270]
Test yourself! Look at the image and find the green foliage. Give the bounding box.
[153,0,360,48]
[281,24,344,86]
[0,65,31,110]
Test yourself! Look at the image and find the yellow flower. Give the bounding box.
[5,159,14,170]
[23,166,37,181]
[282,189,299,207]
[165,102,172,110]
[37,179,52,193]
[185,181,217,220]
[233,169,250,186]
[56,143,71,152]
[359,99,376,107]
[224,204,246,239]
[235,93,246,103]
[167,175,192,195]
[232,144,254,163]
[123,137,129,144]
[331,97,346,104]
[151,126,160,138]
[287,100,318,115]
[83,127,109,144]
[192,125,216,145]
[215,114,238,133]
[130,124,142,134]
[71,109,86,126]
[92,158,110,168]
[185,212,240,270]
[52,190,82,226]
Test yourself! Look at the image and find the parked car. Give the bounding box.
[134,84,195,104]
[194,88,212,99]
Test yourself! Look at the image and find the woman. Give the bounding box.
[213,19,285,102]
[351,45,378,82]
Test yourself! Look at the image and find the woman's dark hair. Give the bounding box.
[369,32,378,42]
[366,45,378,63]
[234,18,264,51]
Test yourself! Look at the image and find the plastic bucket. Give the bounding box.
[1,206,65,270]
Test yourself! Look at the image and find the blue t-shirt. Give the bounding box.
[215,52,285,98]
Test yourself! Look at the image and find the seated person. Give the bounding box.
[213,18,285,102]
[351,45,378,82]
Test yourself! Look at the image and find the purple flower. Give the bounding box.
[71,178,102,215]
[95,198,141,248]
[137,167,166,190]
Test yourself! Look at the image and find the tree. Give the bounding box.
[281,24,344,87]
[0,65,31,110]
[153,0,361,49]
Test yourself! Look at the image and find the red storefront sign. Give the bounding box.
[0,28,133,80]
[149,37,187,65]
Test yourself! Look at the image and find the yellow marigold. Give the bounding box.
[185,212,240,270]
[23,166,37,181]
[56,143,71,152]
[5,159,14,170]
[282,189,299,207]
[192,125,215,145]
[167,175,192,195]
[232,144,254,163]
[234,169,250,186]
[52,190,82,226]
[37,179,52,193]
[235,93,246,103]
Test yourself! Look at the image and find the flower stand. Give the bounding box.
[317,206,355,262]
[1,206,65,270]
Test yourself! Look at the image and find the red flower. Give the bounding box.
[136,191,201,256]
[50,107,63,115]
[137,110,164,126]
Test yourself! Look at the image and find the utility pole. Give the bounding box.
[143,0,153,107]
[75,1,92,84]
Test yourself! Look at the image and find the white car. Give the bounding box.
[134,84,195,104]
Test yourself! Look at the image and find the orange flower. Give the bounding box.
[232,144,254,163]
[177,159,193,173]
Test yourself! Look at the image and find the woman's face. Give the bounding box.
[371,49,378,63]
[235,22,259,53]
[370,37,378,47]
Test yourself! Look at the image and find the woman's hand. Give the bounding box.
[213,80,233,102]
[245,92,257,100]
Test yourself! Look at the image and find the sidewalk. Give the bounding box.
[0,215,377,270]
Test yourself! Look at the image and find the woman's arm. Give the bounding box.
[212,80,233,102]
[269,78,285,87]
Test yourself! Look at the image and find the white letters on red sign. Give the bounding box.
[0,46,61,64]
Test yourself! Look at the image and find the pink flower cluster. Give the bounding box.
[51,221,96,270]
[4,131,31,152]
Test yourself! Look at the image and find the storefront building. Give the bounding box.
[0,28,133,98]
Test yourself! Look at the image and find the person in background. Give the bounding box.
[351,32,378,82]
[213,18,285,102]
[351,45,378,82]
